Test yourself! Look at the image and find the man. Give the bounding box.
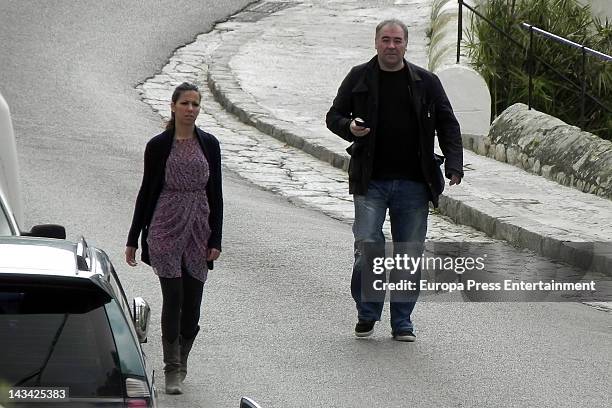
[326,19,463,342]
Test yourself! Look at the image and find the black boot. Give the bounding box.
[162,337,182,394]
[179,326,200,382]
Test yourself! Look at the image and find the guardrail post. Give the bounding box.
[528,26,533,111]
[457,0,463,64]
[581,46,586,125]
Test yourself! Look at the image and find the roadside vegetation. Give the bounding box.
[464,0,611,140]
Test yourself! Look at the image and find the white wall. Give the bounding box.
[428,0,491,137]
[579,0,612,20]
[0,92,24,226]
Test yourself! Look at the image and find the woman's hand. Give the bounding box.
[207,248,221,262]
[125,246,138,267]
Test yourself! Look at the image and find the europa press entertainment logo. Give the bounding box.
[367,247,601,301]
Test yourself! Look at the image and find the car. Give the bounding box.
[0,235,156,407]
[240,397,262,408]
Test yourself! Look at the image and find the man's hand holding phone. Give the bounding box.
[350,117,370,137]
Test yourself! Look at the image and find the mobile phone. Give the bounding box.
[354,118,366,127]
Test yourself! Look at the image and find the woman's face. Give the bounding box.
[171,90,201,126]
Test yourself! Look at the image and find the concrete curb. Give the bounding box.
[438,195,612,275]
[207,26,350,172]
[206,14,612,277]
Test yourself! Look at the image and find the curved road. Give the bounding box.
[1,1,610,407]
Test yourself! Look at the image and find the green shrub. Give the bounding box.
[465,0,612,140]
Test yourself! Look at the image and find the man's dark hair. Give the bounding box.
[375,19,409,41]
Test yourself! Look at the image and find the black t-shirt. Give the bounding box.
[372,66,424,181]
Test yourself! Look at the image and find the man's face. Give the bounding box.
[375,24,407,71]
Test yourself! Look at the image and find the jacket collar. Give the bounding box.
[354,56,422,91]
[404,60,422,82]
[160,126,207,141]
[365,56,422,81]
[354,56,425,119]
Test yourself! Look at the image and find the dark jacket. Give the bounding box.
[325,56,463,207]
[126,127,223,269]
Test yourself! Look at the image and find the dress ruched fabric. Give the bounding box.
[147,137,211,283]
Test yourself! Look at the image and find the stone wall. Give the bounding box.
[477,103,612,200]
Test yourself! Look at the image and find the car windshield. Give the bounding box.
[0,283,123,397]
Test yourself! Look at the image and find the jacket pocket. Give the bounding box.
[422,101,436,139]
[346,143,365,181]
[346,143,356,156]
[345,140,367,156]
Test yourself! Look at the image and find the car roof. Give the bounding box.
[0,236,107,281]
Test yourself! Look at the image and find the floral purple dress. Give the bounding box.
[147,137,211,283]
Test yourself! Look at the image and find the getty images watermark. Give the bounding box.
[358,242,611,302]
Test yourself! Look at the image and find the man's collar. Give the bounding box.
[404,60,422,82]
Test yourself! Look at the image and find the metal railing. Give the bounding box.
[456,0,612,125]
[522,23,612,124]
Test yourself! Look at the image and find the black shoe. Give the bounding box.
[393,330,416,342]
[355,320,375,337]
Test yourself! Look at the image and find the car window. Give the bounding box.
[105,299,146,378]
[0,285,123,397]
[96,249,131,315]
[90,249,147,379]
[108,262,131,318]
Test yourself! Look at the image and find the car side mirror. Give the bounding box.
[23,224,66,239]
[240,397,262,408]
[132,297,151,343]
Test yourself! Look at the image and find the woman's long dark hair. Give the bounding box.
[166,82,201,130]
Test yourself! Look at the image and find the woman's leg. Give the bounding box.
[180,270,204,338]
[159,276,182,343]
[178,269,204,382]
[158,276,183,394]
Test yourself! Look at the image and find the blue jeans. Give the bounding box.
[351,180,429,335]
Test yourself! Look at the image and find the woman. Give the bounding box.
[126,82,223,395]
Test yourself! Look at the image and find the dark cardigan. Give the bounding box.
[126,127,223,269]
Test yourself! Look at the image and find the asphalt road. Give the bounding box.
[1,1,610,407]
